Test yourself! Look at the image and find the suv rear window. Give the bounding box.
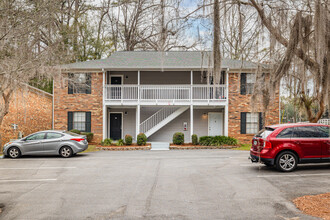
[294,126,329,138]
[317,126,329,137]
[277,127,294,138]
[255,127,275,139]
[276,126,330,138]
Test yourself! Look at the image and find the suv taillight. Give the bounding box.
[71,138,85,142]
[263,141,272,149]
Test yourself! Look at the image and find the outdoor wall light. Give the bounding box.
[124,111,128,115]
[202,113,207,119]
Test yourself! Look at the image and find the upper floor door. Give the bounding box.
[110,76,122,99]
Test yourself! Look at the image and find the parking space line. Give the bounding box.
[0,179,57,183]
[257,173,330,178]
[0,167,76,170]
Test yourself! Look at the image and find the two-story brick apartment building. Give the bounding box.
[54,51,279,144]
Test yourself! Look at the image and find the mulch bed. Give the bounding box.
[96,144,151,151]
[293,193,330,220]
[170,144,238,150]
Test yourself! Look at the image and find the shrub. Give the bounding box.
[224,136,238,146]
[125,135,133,146]
[70,129,81,134]
[192,134,198,145]
[137,133,147,146]
[199,136,238,146]
[173,132,184,145]
[101,138,112,146]
[81,132,94,142]
[199,136,213,146]
[117,139,125,146]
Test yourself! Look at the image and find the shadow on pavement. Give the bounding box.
[248,162,330,172]
[0,154,89,160]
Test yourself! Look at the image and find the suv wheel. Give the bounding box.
[8,147,21,159]
[60,146,73,158]
[276,151,298,172]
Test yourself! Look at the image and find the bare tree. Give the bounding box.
[0,0,62,147]
[106,0,195,51]
[248,0,329,122]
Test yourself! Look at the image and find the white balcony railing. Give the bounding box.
[104,84,227,101]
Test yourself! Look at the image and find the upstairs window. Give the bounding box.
[240,73,255,95]
[68,73,91,94]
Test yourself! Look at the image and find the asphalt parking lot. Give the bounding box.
[0,150,329,220]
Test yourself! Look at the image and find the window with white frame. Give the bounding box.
[246,112,259,134]
[73,112,86,131]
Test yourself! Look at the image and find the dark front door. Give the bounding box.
[110,113,122,140]
[111,77,122,99]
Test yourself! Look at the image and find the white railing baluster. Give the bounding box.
[104,84,227,101]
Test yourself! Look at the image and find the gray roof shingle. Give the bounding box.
[62,51,266,71]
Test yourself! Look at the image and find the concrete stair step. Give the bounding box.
[150,142,170,151]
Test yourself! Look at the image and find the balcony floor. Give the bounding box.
[104,99,227,106]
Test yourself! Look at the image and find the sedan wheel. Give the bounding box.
[276,151,297,172]
[60,146,72,158]
[8,147,21,159]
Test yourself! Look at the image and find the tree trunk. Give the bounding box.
[213,0,221,85]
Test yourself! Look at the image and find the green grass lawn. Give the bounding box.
[80,145,100,153]
[233,144,251,151]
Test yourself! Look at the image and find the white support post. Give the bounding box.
[224,105,228,136]
[190,70,193,103]
[102,69,107,140]
[190,105,193,142]
[136,105,140,141]
[224,69,229,136]
[138,70,140,102]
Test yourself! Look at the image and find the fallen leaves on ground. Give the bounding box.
[293,193,330,220]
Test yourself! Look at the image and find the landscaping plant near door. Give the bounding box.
[137,133,147,146]
[173,132,184,145]
[101,138,113,146]
[125,135,133,145]
[192,134,198,145]
[199,136,238,146]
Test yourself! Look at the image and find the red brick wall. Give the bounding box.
[228,73,280,144]
[0,87,52,147]
[53,72,103,143]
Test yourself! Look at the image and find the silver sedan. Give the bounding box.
[3,130,88,158]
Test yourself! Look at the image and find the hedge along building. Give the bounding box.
[54,51,280,144]
[0,84,53,147]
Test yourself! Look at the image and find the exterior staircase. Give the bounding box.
[140,106,189,137]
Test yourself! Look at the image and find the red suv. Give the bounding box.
[250,123,330,172]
